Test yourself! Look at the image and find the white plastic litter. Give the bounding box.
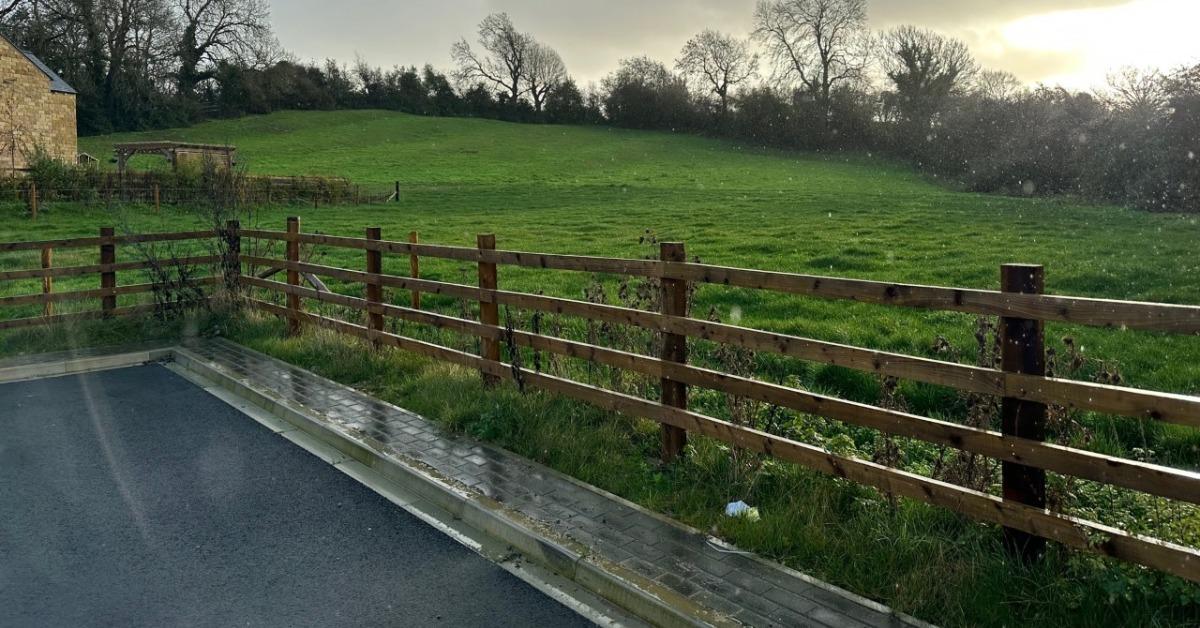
[724,501,760,521]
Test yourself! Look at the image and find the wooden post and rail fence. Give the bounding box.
[2,218,1200,582]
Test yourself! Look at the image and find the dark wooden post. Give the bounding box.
[477,234,500,386]
[100,227,116,315]
[409,231,421,310]
[286,217,302,336]
[659,242,689,463]
[224,220,241,296]
[29,182,37,220]
[1000,263,1047,561]
[41,247,53,317]
[365,227,384,347]
[394,181,401,203]
[154,184,160,213]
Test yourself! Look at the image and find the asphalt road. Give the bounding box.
[0,364,593,627]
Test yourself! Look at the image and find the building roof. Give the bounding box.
[113,141,236,152]
[0,30,77,95]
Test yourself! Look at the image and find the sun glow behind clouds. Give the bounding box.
[1001,0,1200,89]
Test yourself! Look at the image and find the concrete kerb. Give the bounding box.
[184,340,930,627]
[168,346,724,628]
[0,345,174,384]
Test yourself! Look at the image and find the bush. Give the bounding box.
[24,148,104,201]
[602,57,698,131]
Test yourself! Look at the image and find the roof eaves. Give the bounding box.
[0,29,77,95]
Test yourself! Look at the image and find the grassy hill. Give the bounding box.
[6,110,1199,626]
[75,110,1200,385]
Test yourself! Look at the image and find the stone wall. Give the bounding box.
[0,36,78,173]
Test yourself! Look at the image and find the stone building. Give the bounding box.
[0,30,77,174]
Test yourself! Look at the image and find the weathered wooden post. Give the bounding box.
[409,231,421,310]
[394,181,401,203]
[477,234,500,386]
[1000,263,1047,561]
[29,182,37,221]
[41,247,53,317]
[224,220,241,297]
[659,242,689,463]
[365,227,384,347]
[286,217,302,336]
[154,184,160,213]
[100,227,116,316]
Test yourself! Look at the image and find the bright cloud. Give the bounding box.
[999,0,1200,88]
[271,0,1200,90]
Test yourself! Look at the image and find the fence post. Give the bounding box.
[224,220,241,297]
[29,182,37,221]
[477,234,500,386]
[41,247,53,317]
[154,184,160,213]
[366,227,384,347]
[659,242,689,463]
[409,230,421,309]
[394,181,400,203]
[1000,263,1047,561]
[100,227,116,316]
[286,217,302,336]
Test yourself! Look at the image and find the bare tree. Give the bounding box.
[0,0,25,21]
[753,0,869,109]
[1105,67,1169,113]
[99,0,176,108]
[675,29,758,115]
[451,12,532,104]
[881,26,978,124]
[973,69,1022,102]
[174,0,271,98]
[524,42,566,113]
[0,84,29,176]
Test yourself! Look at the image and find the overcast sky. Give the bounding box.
[272,0,1200,91]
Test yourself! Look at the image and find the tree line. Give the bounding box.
[1,0,1196,211]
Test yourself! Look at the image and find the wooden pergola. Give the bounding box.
[113,141,236,177]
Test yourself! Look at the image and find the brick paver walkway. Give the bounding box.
[180,338,924,628]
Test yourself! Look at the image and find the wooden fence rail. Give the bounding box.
[239,228,1200,333]
[235,218,1200,583]
[0,228,219,330]
[4,220,1200,584]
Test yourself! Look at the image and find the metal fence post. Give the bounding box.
[477,233,500,386]
[286,217,302,336]
[366,227,384,347]
[659,242,689,463]
[1000,263,1047,561]
[100,227,116,316]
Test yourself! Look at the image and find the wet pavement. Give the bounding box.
[0,365,593,628]
[174,339,917,628]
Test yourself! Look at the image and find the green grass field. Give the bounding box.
[3,109,1199,625]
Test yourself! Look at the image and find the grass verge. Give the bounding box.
[216,311,1200,628]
